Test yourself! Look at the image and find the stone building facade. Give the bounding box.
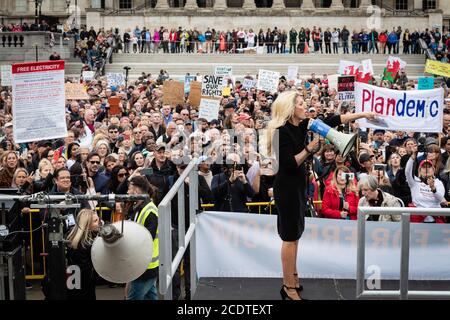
[0,0,448,32]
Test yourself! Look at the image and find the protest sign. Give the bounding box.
[12,60,67,143]
[287,66,298,80]
[257,69,280,93]
[327,74,339,90]
[242,79,256,90]
[418,77,435,90]
[107,73,125,87]
[355,82,444,132]
[202,75,225,98]
[425,59,450,78]
[184,75,196,94]
[1,65,12,86]
[214,66,233,77]
[82,71,95,82]
[222,86,231,97]
[65,83,89,100]
[337,76,355,101]
[163,80,185,106]
[188,81,202,107]
[199,98,221,122]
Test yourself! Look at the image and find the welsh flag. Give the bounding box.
[382,56,407,83]
[355,59,373,84]
[339,60,360,76]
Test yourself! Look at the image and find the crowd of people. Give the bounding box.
[1,22,450,300]
[66,25,450,59]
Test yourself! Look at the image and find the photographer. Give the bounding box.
[406,145,447,223]
[211,153,254,212]
[321,167,359,220]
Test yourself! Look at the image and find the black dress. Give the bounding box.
[274,116,341,241]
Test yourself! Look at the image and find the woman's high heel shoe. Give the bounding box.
[280,285,301,300]
[294,273,304,292]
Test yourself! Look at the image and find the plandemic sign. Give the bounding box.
[355,82,444,133]
[202,75,225,98]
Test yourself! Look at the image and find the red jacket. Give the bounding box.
[378,34,387,43]
[321,185,359,220]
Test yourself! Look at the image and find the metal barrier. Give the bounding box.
[158,159,198,300]
[356,207,450,299]
[23,207,113,281]
[201,200,323,214]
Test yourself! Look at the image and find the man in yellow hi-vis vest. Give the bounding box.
[125,176,159,300]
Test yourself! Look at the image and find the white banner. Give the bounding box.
[12,60,67,143]
[215,66,233,77]
[199,98,221,122]
[196,212,450,280]
[355,82,444,132]
[287,66,298,80]
[257,69,280,93]
[202,75,225,98]
[1,65,12,86]
[107,72,125,87]
[339,60,360,75]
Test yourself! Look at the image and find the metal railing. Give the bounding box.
[158,159,198,300]
[356,206,450,299]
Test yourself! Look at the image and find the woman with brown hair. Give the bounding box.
[0,151,19,187]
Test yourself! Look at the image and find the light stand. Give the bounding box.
[124,66,131,88]
[0,193,149,300]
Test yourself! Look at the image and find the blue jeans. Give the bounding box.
[127,277,158,300]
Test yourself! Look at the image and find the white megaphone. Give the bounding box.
[91,221,153,284]
[307,118,357,158]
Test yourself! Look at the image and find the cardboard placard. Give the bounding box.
[188,81,202,107]
[65,83,90,100]
[163,80,185,106]
[108,97,121,116]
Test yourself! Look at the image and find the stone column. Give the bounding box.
[272,0,285,9]
[155,0,170,9]
[242,0,256,10]
[214,0,228,10]
[185,0,198,9]
[301,0,315,9]
[330,0,344,9]
[359,0,372,9]
[105,0,114,9]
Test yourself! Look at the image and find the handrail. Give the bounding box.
[357,206,450,300]
[158,158,199,300]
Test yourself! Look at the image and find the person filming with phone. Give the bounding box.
[321,166,359,220]
[406,144,447,223]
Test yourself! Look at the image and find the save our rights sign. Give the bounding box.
[201,75,225,98]
[355,82,444,133]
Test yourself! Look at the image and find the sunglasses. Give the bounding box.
[89,160,100,164]
[109,130,118,133]
[133,131,142,134]
[118,172,129,178]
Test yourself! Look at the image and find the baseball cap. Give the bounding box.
[373,129,385,135]
[155,143,166,151]
[419,159,433,168]
[224,103,235,110]
[198,155,211,163]
[238,113,251,121]
[308,107,316,113]
[425,137,438,146]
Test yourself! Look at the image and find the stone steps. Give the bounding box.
[54,53,430,80]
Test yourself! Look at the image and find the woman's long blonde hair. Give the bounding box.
[67,209,98,249]
[266,90,299,155]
